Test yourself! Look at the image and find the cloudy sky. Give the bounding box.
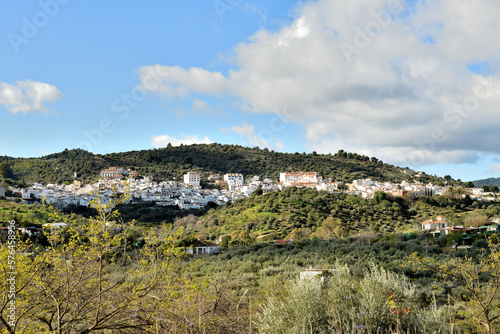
[1,0,500,181]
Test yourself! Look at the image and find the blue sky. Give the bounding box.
[1,0,500,182]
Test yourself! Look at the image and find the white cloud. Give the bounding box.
[139,0,500,167]
[192,99,208,110]
[173,108,186,119]
[278,17,310,47]
[0,80,62,114]
[151,134,213,148]
[491,164,500,173]
[221,122,283,150]
[137,65,229,98]
[274,137,285,151]
[191,99,215,113]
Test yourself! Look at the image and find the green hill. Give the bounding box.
[473,177,500,188]
[195,187,499,242]
[1,144,449,185]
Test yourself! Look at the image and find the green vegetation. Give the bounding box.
[0,200,87,228]
[0,162,10,179]
[0,195,247,333]
[474,177,500,188]
[193,187,500,241]
[481,185,500,193]
[1,145,451,185]
[410,240,500,334]
[2,191,500,332]
[258,264,450,334]
[2,144,500,332]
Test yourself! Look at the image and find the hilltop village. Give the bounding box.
[12,167,498,210]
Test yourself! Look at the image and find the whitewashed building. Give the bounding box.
[185,239,222,255]
[183,172,200,187]
[280,172,321,185]
[422,216,448,230]
[224,173,244,190]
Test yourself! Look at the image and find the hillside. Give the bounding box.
[0,144,450,185]
[194,187,500,242]
[3,193,498,333]
[473,177,500,188]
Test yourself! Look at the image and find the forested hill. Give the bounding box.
[0,144,449,185]
[196,186,500,241]
[473,177,500,188]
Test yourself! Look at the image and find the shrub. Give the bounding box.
[257,263,441,333]
[258,277,328,334]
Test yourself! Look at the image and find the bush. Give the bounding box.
[438,235,447,247]
[258,278,328,334]
[257,263,448,333]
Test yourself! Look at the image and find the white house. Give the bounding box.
[473,188,485,195]
[185,239,222,255]
[317,182,338,192]
[100,167,125,179]
[224,173,244,190]
[183,172,200,187]
[42,222,69,229]
[250,176,260,183]
[18,227,43,237]
[422,216,448,230]
[280,172,320,186]
[21,189,31,199]
[353,179,375,187]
